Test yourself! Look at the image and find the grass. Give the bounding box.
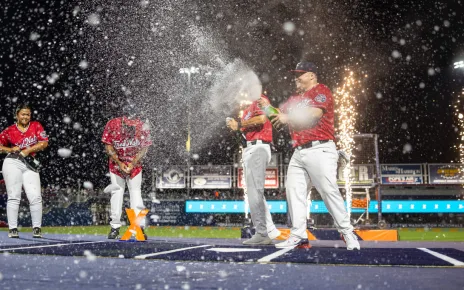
[0,225,241,239]
[1,226,463,241]
[397,228,464,242]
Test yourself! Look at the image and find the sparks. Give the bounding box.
[454,88,464,184]
[335,69,360,216]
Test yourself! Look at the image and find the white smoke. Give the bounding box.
[208,59,262,115]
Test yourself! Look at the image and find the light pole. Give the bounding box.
[179,66,199,197]
[454,61,464,69]
[453,60,464,181]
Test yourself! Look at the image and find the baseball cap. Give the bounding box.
[290,61,318,74]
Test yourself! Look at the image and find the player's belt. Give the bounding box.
[5,153,41,172]
[296,140,331,150]
[245,140,271,147]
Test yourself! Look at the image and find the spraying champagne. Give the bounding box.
[226,117,246,147]
[257,97,283,129]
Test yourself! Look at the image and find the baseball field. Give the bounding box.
[1,226,463,241]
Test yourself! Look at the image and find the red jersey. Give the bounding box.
[0,121,49,157]
[240,95,273,142]
[280,84,334,147]
[102,116,152,178]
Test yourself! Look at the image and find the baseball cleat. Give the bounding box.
[8,228,19,238]
[341,232,361,250]
[107,227,120,239]
[275,237,310,248]
[242,234,272,245]
[32,227,42,238]
[268,228,281,240]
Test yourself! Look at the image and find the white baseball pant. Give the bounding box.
[109,171,146,229]
[242,143,278,236]
[286,141,353,239]
[2,158,42,229]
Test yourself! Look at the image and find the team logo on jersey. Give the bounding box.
[314,94,327,103]
[243,111,252,120]
[113,138,141,149]
[40,131,48,138]
[17,136,38,149]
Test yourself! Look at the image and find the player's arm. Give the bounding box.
[131,147,148,167]
[20,141,48,157]
[286,107,323,130]
[0,131,19,154]
[105,144,122,164]
[227,115,267,131]
[268,106,323,130]
[0,145,20,154]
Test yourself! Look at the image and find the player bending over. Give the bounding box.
[101,105,152,239]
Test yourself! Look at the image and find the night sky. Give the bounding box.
[1,0,464,188]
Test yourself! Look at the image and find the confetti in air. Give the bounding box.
[335,69,360,215]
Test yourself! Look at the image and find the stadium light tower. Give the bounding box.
[454,61,464,69]
[179,66,199,197]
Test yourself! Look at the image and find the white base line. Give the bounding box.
[418,248,464,266]
[258,247,295,263]
[135,244,211,260]
[0,241,106,252]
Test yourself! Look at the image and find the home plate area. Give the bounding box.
[1,239,463,267]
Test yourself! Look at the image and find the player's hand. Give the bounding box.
[9,146,20,153]
[257,97,270,108]
[126,163,134,173]
[20,150,29,157]
[270,113,289,129]
[118,162,130,174]
[226,118,239,131]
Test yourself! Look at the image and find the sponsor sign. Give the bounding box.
[237,168,279,188]
[380,164,423,185]
[336,164,376,185]
[191,165,232,189]
[185,200,464,214]
[186,200,287,213]
[428,164,464,184]
[156,166,186,188]
[151,201,184,225]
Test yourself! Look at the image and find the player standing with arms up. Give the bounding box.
[258,62,360,250]
[226,95,281,245]
[102,105,152,239]
[0,104,49,238]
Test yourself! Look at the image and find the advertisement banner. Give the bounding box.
[380,164,423,185]
[156,166,186,188]
[428,164,464,184]
[191,165,232,189]
[151,200,185,225]
[336,164,376,186]
[185,200,464,214]
[237,168,279,188]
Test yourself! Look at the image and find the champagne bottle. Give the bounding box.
[262,105,279,121]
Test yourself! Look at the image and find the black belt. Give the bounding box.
[296,140,331,150]
[245,140,271,147]
[6,153,22,160]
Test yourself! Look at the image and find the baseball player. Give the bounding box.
[258,62,360,250]
[226,94,281,245]
[0,103,49,238]
[102,106,152,239]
